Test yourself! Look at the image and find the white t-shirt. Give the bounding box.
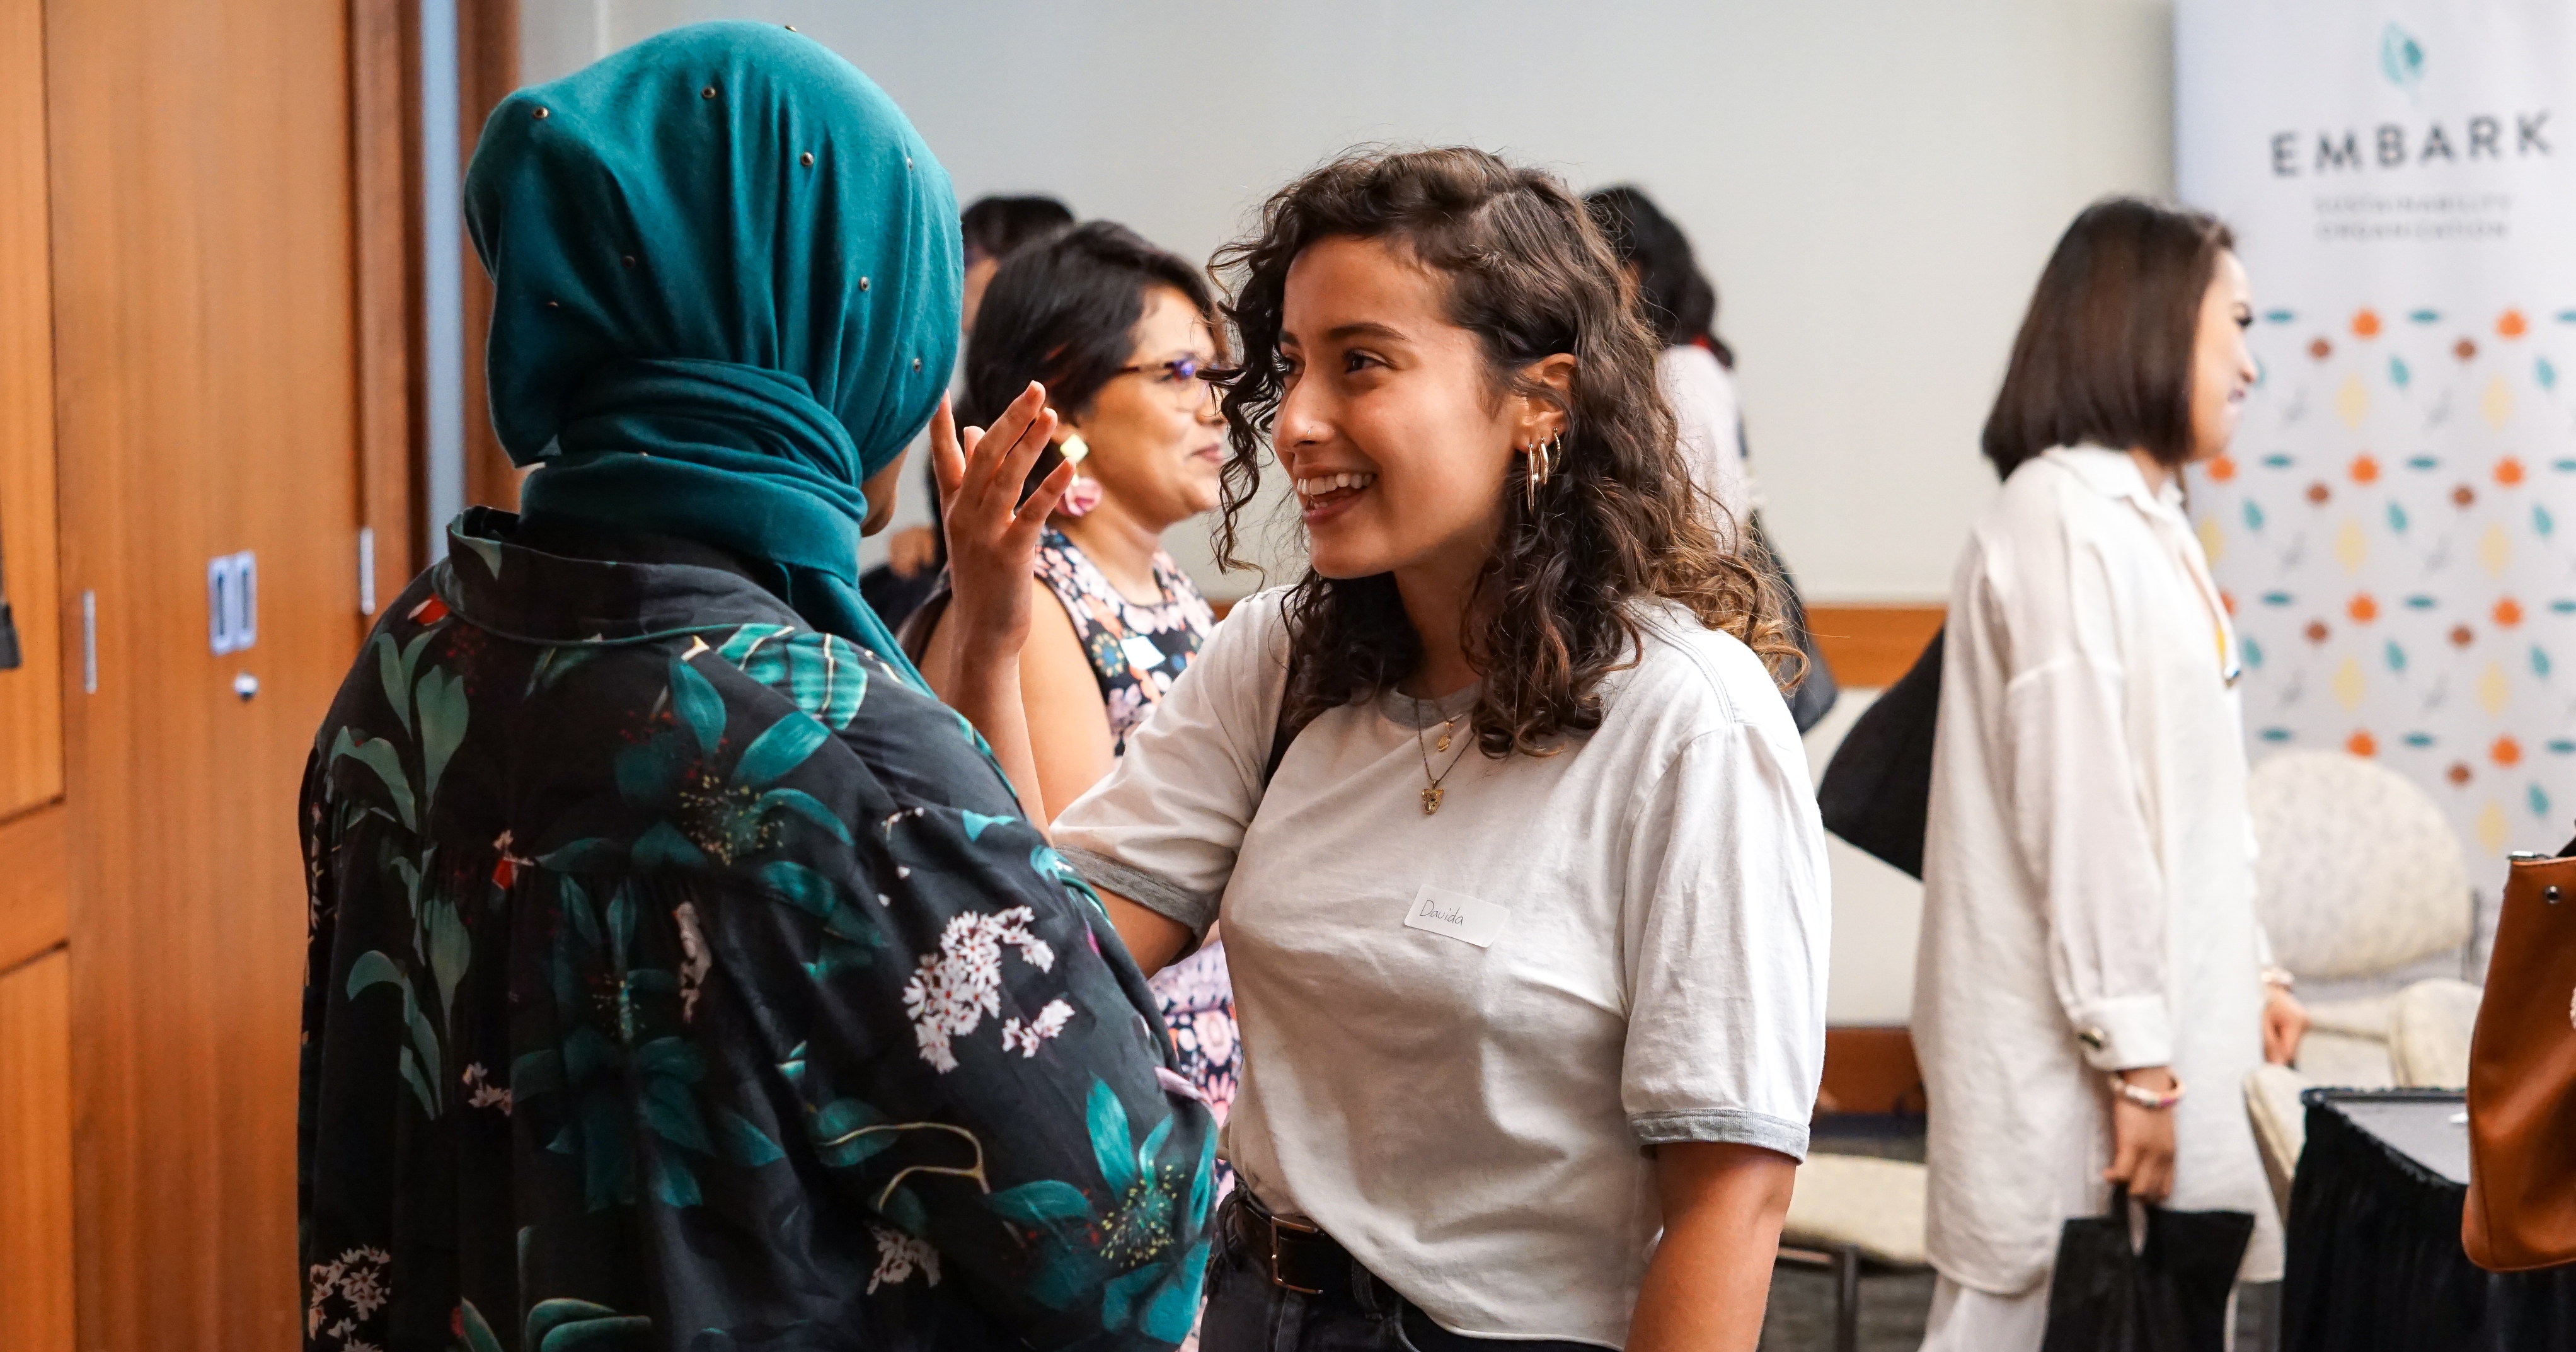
[1054,590,1830,1347]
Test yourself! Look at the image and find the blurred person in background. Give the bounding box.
[907,220,1239,1172]
[298,26,1212,1349]
[861,194,1073,626]
[934,146,1827,1352]
[1913,197,2308,1350]
[1585,185,1749,531]
[1589,185,1835,731]
[963,195,1080,329]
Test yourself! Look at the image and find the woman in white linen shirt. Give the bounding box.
[929,147,1831,1351]
[1915,197,2311,1350]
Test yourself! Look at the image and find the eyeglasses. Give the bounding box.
[1114,355,1224,408]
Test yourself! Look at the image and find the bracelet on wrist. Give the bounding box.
[2108,1073,2187,1111]
[2261,964,2296,992]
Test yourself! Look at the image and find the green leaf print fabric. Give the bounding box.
[298,509,1214,1351]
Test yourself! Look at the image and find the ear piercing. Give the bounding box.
[1524,432,1563,511]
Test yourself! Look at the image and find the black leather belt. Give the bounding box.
[1226,1190,1350,1297]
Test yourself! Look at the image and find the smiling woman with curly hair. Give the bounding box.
[932,145,1830,1351]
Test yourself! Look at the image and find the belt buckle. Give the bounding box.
[1267,1212,1325,1295]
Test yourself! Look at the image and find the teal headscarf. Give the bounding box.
[464,21,959,685]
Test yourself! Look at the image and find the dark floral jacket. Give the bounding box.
[299,510,1214,1352]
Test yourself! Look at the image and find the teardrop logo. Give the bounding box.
[2381,23,2425,93]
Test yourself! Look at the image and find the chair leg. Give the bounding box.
[1832,1245,1861,1352]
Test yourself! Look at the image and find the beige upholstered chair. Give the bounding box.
[1776,1153,1930,1352]
[1784,1153,1929,1267]
[2239,751,2478,1222]
[2247,749,2474,1087]
[2239,977,2478,1229]
[2386,977,2483,1089]
[2244,1063,2310,1220]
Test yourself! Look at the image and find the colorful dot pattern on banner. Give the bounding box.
[2190,304,2576,860]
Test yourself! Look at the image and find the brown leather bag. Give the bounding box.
[2463,848,2576,1270]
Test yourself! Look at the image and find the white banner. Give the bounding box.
[2178,1,2576,874]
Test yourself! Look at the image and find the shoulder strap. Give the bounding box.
[1261,651,1304,789]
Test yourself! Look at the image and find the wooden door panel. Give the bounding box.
[0,806,66,974]
[0,947,76,1352]
[47,0,364,1344]
[0,0,62,822]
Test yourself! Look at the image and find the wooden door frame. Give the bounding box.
[457,0,520,514]
[349,0,520,584]
[352,0,421,596]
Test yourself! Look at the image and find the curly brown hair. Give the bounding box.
[1210,146,1797,758]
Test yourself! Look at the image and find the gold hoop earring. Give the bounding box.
[1524,433,1561,512]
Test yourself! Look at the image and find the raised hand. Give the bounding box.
[928,385,1074,824]
[932,385,1075,671]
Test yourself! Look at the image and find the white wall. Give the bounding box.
[519,0,2180,1022]
[522,0,2176,608]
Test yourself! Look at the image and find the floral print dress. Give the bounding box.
[1032,531,1238,1185]
[298,510,1215,1352]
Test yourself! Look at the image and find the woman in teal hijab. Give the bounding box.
[467,18,955,674]
[297,23,1215,1351]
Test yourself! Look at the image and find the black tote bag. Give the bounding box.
[1815,626,1942,878]
[2040,1186,2256,1352]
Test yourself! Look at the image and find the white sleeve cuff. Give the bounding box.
[2069,994,2173,1071]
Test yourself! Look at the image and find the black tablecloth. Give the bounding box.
[2284,1088,2576,1351]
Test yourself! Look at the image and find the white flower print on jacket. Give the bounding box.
[1003,998,1076,1057]
[868,1225,942,1293]
[900,906,1059,1072]
[307,1245,392,1346]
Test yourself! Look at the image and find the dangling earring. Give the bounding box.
[1524,432,1561,512]
[1056,432,1103,517]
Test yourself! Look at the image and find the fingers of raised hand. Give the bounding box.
[947,423,987,514]
[968,384,1050,500]
[995,405,1059,507]
[1013,456,1078,536]
[931,398,967,499]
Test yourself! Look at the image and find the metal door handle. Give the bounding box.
[0,510,19,671]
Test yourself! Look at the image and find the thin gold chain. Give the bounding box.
[1412,698,1472,814]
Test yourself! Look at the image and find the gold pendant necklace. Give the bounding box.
[1413,703,1469,815]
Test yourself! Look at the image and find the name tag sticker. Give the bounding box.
[1401,884,1509,949]
[1120,635,1168,672]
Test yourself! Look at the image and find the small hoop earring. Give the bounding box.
[1524,433,1561,512]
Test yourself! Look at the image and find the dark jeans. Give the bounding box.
[1199,1194,1603,1352]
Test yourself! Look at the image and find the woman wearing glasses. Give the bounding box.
[912,220,1241,1144]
